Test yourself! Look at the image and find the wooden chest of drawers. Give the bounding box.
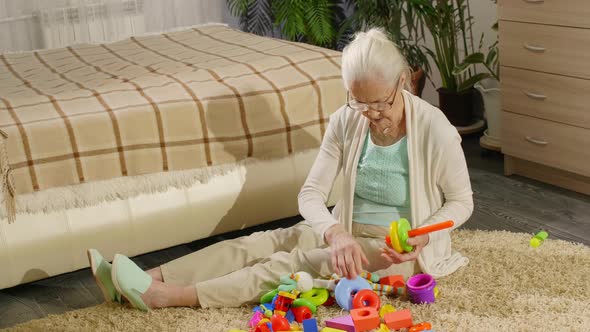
[498,0,590,195]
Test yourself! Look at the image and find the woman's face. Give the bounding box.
[349,77,405,136]
[349,79,395,111]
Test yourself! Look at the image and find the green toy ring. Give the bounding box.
[260,289,278,304]
[293,298,317,314]
[300,288,329,306]
[398,218,414,253]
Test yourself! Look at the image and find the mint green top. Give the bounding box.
[353,132,411,227]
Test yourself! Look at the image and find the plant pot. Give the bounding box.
[474,78,501,148]
[410,67,426,97]
[437,87,474,127]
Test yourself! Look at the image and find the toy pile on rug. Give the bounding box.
[229,219,456,332]
[228,270,438,332]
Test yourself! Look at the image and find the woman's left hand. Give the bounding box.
[379,234,429,264]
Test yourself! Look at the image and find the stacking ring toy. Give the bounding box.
[292,298,317,314]
[259,289,278,304]
[334,276,372,311]
[300,288,329,306]
[351,289,381,310]
[387,219,455,253]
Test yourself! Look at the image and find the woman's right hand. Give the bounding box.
[325,224,369,280]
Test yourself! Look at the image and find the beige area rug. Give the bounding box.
[3,230,589,332]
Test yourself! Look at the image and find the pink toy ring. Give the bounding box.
[352,289,381,310]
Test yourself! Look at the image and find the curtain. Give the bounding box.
[0,0,229,52]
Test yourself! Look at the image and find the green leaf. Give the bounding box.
[273,0,306,41]
[485,48,497,66]
[304,0,335,46]
[453,52,485,75]
[457,73,491,91]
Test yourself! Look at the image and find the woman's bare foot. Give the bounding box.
[139,280,198,309]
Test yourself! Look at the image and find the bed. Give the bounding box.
[0,24,345,289]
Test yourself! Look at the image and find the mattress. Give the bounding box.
[0,149,343,289]
[0,23,345,222]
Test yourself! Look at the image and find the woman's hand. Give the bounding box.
[380,234,429,264]
[325,225,369,280]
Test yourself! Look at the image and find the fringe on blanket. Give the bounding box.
[0,130,15,223]
[0,149,317,221]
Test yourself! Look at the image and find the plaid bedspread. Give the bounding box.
[0,24,345,221]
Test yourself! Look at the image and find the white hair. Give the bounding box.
[341,28,409,90]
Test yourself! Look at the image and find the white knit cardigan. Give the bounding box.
[298,90,474,277]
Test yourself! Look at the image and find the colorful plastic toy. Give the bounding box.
[386,219,454,253]
[351,289,381,310]
[300,288,329,306]
[376,323,391,332]
[351,307,380,331]
[409,322,433,332]
[249,311,264,328]
[302,318,319,332]
[275,291,297,315]
[384,309,413,330]
[271,314,291,331]
[530,230,549,248]
[378,304,396,318]
[360,271,381,283]
[292,306,312,323]
[334,276,372,310]
[325,315,356,332]
[260,289,279,304]
[321,328,348,332]
[293,297,317,314]
[379,275,405,288]
[406,274,437,304]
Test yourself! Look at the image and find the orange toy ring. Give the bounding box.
[352,289,381,310]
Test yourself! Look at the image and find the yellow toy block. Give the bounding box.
[377,323,391,332]
[379,304,396,318]
[320,328,346,332]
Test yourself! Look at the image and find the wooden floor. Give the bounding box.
[1,135,589,329]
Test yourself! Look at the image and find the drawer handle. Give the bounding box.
[524,91,547,100]
[523,43,546,53]
[525,136,548,146]
[523,0,544,3]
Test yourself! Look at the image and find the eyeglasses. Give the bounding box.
[346,81,399,113]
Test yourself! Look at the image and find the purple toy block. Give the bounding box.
[303,318,318,332]
[325,315,355,332]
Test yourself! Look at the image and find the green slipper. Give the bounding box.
[111,254,152,312]
[87,249,122,303]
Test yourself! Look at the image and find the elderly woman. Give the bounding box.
[87,28,473,311]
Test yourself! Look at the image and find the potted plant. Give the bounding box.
[456,27,501,149]
[411,0,489,126]
[227,0,347,49]
[348,0,431,97]
[454,1,501,149]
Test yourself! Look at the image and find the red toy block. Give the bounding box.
[379,275,405,288]
[292,306,312,323]
[384,309,413,330]
[351,307,380,332]
[325,315,356,332]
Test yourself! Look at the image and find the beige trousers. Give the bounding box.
[160,221,419,308]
